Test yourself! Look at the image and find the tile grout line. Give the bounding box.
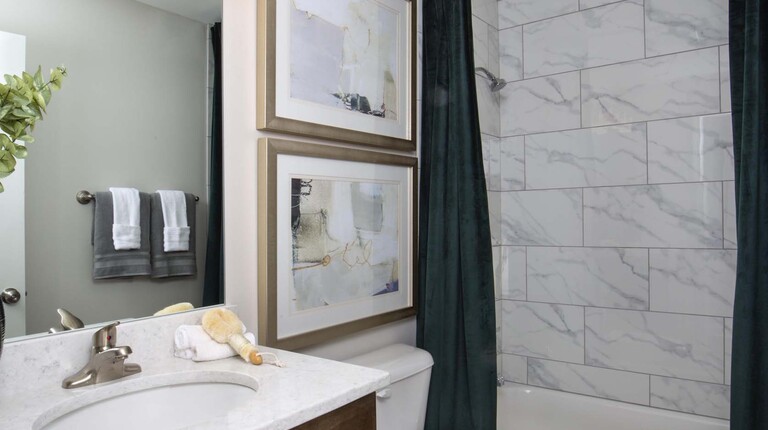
[498,0,631,31]
[471,11,499,32]
[722,181,726,248]
[647,248,651,310]
[723,317,727,385]
[500,298,734,319]
[645,122,650,184]
[500,352,730,385]
[498,243,737,252]
[504,45,719,85]
[487,23,493,77]
[718,46,723,113]
[500,110,729,140]
[496,178,732,193]
[583,305,587,365]
[524,245,528,301]
[521,25,526,81]
[648,373,652,406]
[642,0,647,58]
[579,70,584,129]
[581,188,586,246]
[525,355,528,384]
[523,135,527,190]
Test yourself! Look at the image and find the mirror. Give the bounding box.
[0,0,223,340]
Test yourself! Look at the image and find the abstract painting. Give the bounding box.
[257,0,416,150]
[290,178,400,311]
[257,138,417,350]
[290,1,399,120]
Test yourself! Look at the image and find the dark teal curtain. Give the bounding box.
[729,2,768,428]
[203,22,223,307]
[417,1,497,429]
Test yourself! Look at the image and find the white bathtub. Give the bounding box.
[498,383,729,430]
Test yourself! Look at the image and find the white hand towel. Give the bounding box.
[174,324,256,362]
[109,187,141,250]
[157,190,190,252]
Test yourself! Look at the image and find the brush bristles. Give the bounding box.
[202,309,244,343]
[202,308,262,365]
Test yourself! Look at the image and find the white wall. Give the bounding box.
[486,0,733,421]
[222,0,420,360]
[0,0,209,334]
[0,31,27,337]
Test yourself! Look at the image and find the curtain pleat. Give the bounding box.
[729,2,768,428]
[417,1,497,428]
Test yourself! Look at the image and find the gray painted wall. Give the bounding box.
[0,0,210,334]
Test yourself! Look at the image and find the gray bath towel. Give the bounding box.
[150,193,197,278]
[92,192,151,279]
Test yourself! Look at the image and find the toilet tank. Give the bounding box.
[345,344,434,430]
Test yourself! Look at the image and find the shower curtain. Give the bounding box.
[417,1,497,429]
[728,2,768,429]
[203,22,223,307]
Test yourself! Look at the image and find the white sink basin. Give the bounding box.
[35,371,258,430]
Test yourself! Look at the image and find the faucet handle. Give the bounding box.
[92,321,120,351]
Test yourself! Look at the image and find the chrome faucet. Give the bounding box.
[62,321,141,389]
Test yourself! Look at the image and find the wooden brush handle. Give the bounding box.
[247,350,264,365]
[228,333,263,365]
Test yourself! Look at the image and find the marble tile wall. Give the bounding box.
[482,0,734,421]
[471,0,505,376]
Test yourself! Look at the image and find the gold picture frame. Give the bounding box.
[257,0,417,151]
[258,138,418,350]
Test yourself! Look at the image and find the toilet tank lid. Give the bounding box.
[344,343,434,384]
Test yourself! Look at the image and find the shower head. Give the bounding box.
[475,67,508,92]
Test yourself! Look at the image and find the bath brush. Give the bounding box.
[154,302,194,316]
[202,308,263,365]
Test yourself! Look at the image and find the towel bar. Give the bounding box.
[76,190,200,204]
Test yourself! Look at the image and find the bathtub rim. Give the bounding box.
[498,382,730,426]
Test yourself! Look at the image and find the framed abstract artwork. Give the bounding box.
[257,0,417,151]
[257,138,418,349]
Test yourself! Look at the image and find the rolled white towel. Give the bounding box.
[174,324,256,362]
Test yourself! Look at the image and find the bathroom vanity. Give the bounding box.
[0,308,388,429]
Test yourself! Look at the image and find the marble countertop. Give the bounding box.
[0,309,389,430]
[1,348,389,430]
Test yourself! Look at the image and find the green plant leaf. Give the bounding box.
[12,121,25,137]
[9,92,29,106]
[49,67,64,91]
[22,71,34,87]
[33,92,46,112]
[41,86,51,104]
[19,104,39,118]
[0,181,4,193]
[0,104,11,121]
[33,66,43,87]
[12,144,27,159]
[1,138,13,153]
[0,152,17,173]
[0,65,66,192]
